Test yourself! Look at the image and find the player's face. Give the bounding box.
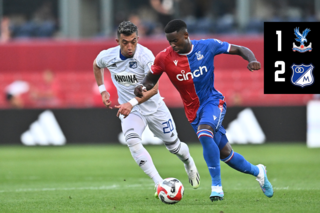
[166,30,190,54]
[116,32,139,58]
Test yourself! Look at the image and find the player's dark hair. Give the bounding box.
[117,21,138,37]
[164,19,187,34]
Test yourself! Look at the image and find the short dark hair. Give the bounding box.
[117,21,138,37]
[164,19,187,34]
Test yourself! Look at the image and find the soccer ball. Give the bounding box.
[157,178,184,204]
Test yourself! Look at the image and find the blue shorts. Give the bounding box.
[191,100,229,150]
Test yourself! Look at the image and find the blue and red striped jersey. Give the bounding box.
[151,39,230,122]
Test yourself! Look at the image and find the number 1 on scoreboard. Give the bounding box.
[276,30,282,52]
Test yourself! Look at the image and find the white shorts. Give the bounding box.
[120,102,178,143]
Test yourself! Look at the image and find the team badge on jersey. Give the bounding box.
[195,51,204,60]
[292,27,312,53]
[129,61,137,69]
[291,64,314,87]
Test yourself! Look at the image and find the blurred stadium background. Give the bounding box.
[1,0,320,212]
[1,0,319,146]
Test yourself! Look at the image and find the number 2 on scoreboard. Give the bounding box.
[275,61,285,82]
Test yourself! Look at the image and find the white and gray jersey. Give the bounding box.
[96,44,163,115]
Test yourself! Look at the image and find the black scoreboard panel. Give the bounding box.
[264,22,319,94]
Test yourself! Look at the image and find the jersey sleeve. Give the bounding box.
[150,51,166,75]
[95,50,108,68]
[207,39,231,56]
[142,49,155,75]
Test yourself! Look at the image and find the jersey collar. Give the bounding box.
[119,50,127,60]
[178,44,194,56]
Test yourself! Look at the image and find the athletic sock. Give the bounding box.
[175,142,192,165]
[165,140,191,165]
[128,139,163,184]
[221,150,259,176]
[197,129,221,186]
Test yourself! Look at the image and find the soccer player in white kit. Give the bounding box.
[93,21,200,195]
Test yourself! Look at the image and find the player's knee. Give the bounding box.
[220,143,233,159]
[196,128,214,141]
[125,132,142,153]
[197,124,214,132]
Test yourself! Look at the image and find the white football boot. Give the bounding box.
[184,157,200,189]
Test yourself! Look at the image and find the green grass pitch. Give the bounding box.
[1,143,320,213]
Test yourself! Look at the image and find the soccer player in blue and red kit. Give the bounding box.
[135,19,273,201]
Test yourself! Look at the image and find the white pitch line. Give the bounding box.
[0,184,153,193]
[231,187,320,190]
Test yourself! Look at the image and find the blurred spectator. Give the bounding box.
[5,80,30,109]
[1,17,11,42]
[8,14,28,38]
[8,1,56,39]
[31,1,56,37]
[128,14,148,37]
[245,18,264,34]
[31,70,60,108]
[215,14,236,34]
[4,0,318,39]
[150,0,175,27]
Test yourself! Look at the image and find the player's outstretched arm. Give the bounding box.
[228,44,261,72]
[136,81,159,103]
[134,71,162,98]
[93,59,112,109]
[115,82,159,118]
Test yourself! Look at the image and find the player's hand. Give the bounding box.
[101,91,112,109]
[134,85,147,98]
[115,102,133,118]
[248,61,261,72]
